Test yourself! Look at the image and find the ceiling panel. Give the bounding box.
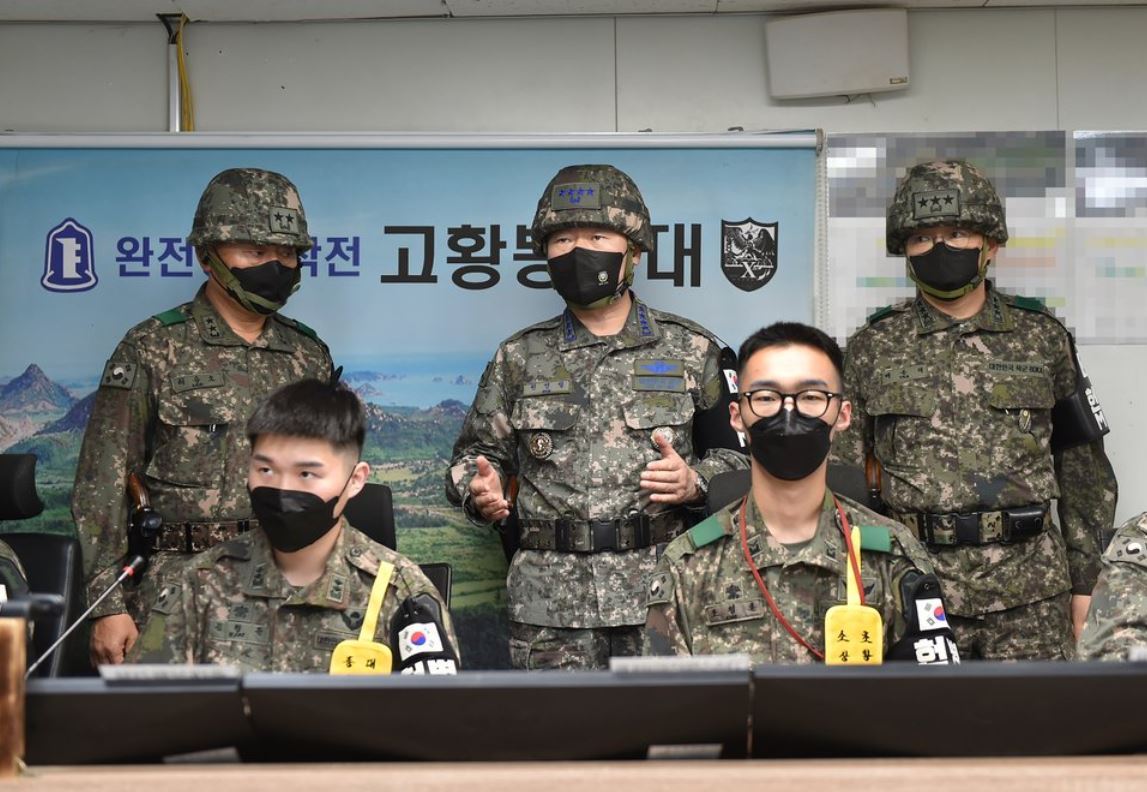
[178,0,449,22]
[446,0,716,15]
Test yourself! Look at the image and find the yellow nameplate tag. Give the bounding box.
[824,604,883,665]
[328,559,396,675]
[824,525,883,665]
[329,640,393,675]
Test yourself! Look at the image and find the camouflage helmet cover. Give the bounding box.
[886,160,1008,255]
[187,167,311,251]
[530,163,655,255]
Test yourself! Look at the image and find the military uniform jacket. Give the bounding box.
[0,539,29,599]
[130,522,459,672]
[446,294,747,629]
[72,285,332,617]
[835,283,1117,616]
[1078,512,1147,661]
[644,491,948,664]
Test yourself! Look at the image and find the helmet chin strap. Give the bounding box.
[577,245,637,310]
[203,246,289,314]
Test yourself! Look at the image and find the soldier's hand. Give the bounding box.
[641,434,701,505]
[90,612,139,666]
[1070,594,1091,642]
[469,455,510,522]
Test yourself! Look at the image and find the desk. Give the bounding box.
[11,758,1147,792]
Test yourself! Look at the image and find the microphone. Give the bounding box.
[24,555,145,678]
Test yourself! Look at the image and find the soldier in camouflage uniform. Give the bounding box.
[834,160,1118,660]
[132,380,458,672]
[1078,512,1147,661]
[74,168,333,666]
[446,164,747,670]
[646,323,959,665]
[132,380,457,672]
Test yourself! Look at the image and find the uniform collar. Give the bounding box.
[191,285,296,352]
[557,292,662,352]
[739,489,845,576]
[241,519,356,609]
[912,280,1014,336]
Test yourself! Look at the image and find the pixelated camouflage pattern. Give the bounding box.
[947,591,1074,660]
[1078,513,1147,661]
[531,164,655,254]
[886,159,1009,255]
[187,168,311,251]
[509,622,642,671]
[445,295,747,636]
[129,522,459,672]
[72,286,331,621]
[643,493,943,664]
[0,539,28,596]
[834,284,1117,622]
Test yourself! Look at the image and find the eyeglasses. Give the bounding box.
[740,389,842,419]
[904,228,982,256]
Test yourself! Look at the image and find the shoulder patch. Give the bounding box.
[214,538,252,561]
[858,524,893,554]
[503,314,563,344]
[1008,294,1048,314]
[646,570,674,607]
[99,359,138,390]
[688,515,729,551]
[1104,527,1147,569]
[151,581,182,615]
[153,307,188,327]
[291,319,319,341]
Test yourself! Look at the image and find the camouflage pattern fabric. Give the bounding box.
[1078,512,1147,661]
[187,168,312,251]
[644,492,951,664]
[72,285,331,621]
[530,164,655,254]
[509,622,642,671]
[947,591,1074,661]
[885,159,1009,255]
[445,295,747,646]
[834,283,1118,625]
[0,539,29,599]
[130,522,459,672]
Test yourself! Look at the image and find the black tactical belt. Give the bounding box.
[150,519,256,554]
[519,513,681,553]
[897,504,1049,547]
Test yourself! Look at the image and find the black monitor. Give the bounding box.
[751,661,1147,758]
[242,669,750,761]
[24,676,251,764]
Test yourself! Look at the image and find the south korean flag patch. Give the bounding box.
[398,621,445,661]
[915,597,948,632]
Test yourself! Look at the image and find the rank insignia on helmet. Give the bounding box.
[552,183,601,210]
[269,207,300,233]
[721,218,778,292]
[912,189,960,220]
[529,432,554,459]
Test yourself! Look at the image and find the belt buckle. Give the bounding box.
[630,515,651,549]
[590,520,619,552]
[952,513,982,545]
[553,519,573,552]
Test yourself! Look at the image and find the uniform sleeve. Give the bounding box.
[1050,335,1118,595]
[444,348,517,522]
[831,331,871,469]
[691,341,749,485]
[128,567,198,665]
[1078,516,1147,661]
[883,534,961,665]
[642,558,692,656]
[71,338,153,619]
[383,562,462,669]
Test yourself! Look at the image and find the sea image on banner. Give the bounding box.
[0,143,817,667]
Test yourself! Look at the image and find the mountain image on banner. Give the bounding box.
[0,364,74,418]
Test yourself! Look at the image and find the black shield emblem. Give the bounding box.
[721,218,778,292]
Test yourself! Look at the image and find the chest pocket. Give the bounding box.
[511,397,580,463]
[866,381,937,465]
[624,393,694,429]
[147,376,237,489]
[986,375,1055,411]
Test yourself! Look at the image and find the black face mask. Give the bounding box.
[546,247,625,309]
[907,243,985,301]
[249,485,343,553]
[228,259,301,315]
[747,408,833,481]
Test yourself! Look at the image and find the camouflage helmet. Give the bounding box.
[886,160,1008,255]
[187,167,311,251]
[531,164,655,255]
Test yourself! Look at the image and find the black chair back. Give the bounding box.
[343,482,396,550]
[418,562,453,606]
[705,463,883,516]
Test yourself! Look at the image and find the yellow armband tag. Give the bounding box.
[329,560,395,675]
[824,527,883,666]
